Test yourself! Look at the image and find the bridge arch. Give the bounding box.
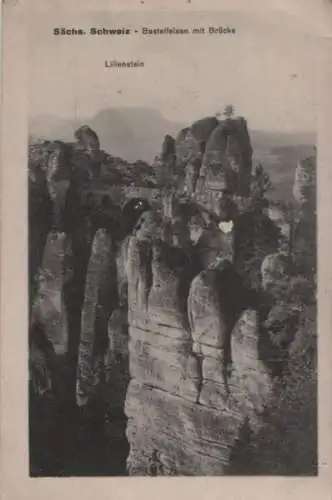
[122,197,152,234]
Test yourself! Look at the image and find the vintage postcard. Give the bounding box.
[1,0,331,498]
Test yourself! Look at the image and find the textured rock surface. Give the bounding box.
[230,309,273,422]
[75,125,101,151]
[105,305,130,413]
[261,252,293,291]
[266,203,292,251]
[28,171,53,302]
[190,116,219,143]
[125,380,244,475]
[155,135,176,186]
[175,127,203,169]
[34,233,70,354]
[127,236,153,324]
[233,211,280,290]
[184,157,202,196]
[76,229,116,406]
[148,240,193,329]
[200,118,252,196]
[292,155,316,278]
[292,155,316,277]
[62,219,94,380]
[125,235,276,474]
[125,303,275,475]
[128,325,200,401]
[293,155,316,207]
[188,260,243,352]
[29,117,316,477]
[161,134,176,162]
[45,143,72,231]
[188,260,247,409]
[194,224,234,267]
[292,211,316,277]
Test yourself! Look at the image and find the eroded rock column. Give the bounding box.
[76,228,116,407]
[125,216,274,475]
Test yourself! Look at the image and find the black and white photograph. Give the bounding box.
[26,6,318,478]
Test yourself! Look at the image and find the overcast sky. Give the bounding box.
[28,8,318,132]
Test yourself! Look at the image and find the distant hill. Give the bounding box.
[251,132,316,202]
[29,108,315,201]
[29,108,186,164]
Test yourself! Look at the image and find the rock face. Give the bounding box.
[174,117,219,195]
[261,252,293,291]
[184,157,202,196]
[124,217,275,475]
[76,229,116,406]
[200,118,253,197]
[293,155,316,208]
[161,134,176,162]
[292,211,316,278]
[29,116,316,477]
[74,125,100,151]
[126,380,241,475]
[28,147,54,306]
[292,154,316,278]
[125,303,274,476]
[191,116,219,143]
[188,260,244,356]
[46,142,72,231]
[155,135,176,186]
[28,175,53,306]
[266,202,292,252]
[230,309,273,420]
[172,116,275,291]
[148,240,193,328]
[188,260,247,409]
[194,224,234,267]
[176,116,253,223]
[233,211,280,290]
[63,219,94,379]
[175,127,202,168]
[34,131,145,396]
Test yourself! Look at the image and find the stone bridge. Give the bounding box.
[78,181,161,211]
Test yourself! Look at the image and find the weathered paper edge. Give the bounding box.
[1,1,331,498]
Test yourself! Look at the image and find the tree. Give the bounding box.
[223,104,235,118]
[215,104,235,120]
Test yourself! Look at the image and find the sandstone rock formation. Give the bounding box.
[190,116,219,144]
[174,117,220,195]
[261,252,293,292]
[125,253,275,474]
[148,239,193,328]
[200,117,253,196]
[292,152,317,279]
[230,309,273,422]
[155,134,176,187]
[28,115,316,477]
[266,202,293,252]
[293,155,316,208]
[175,126,202,168]
[292,154,316,278]
[233,210,280,290]
[46,142,72,231]
[74,125,100,152]
[28,158,53,303]
[161,134,176,163]
[292,211,316,278]
[76,229,115,407]
[193,220,234,268]
[188,260,249,408]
